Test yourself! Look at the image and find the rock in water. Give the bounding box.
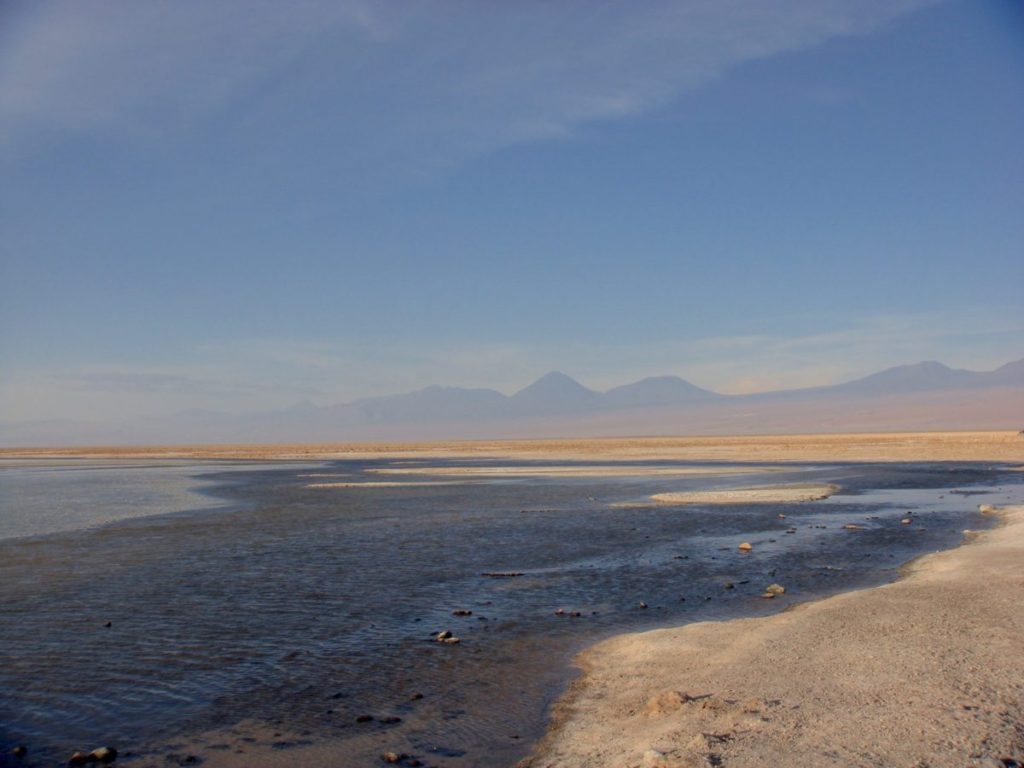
[738,542,753,552]
[764,583,786,596]
[90,747,118,763]
[67,753,90,766]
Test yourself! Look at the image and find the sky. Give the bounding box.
[1,0,1022,422]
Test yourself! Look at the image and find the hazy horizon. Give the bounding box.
[2,1,1023,426]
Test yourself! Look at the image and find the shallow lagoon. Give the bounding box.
[1,457,1020,766]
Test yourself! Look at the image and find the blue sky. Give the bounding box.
[1,0,1022,421]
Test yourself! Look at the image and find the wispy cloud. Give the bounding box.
[1,0,937,167]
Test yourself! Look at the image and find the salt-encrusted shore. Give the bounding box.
[522,505,1024,768]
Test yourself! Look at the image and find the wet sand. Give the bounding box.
[522,504,1024,768]
[305,480,472,488]
[365,465,781,478]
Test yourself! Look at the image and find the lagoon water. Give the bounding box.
[1,457,1020,767]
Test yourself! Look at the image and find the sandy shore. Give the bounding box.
[521,505,1024,768]
[646,483,837,505]
[3,430,1022,463]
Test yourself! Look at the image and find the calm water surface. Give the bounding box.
[1,457,1021,767]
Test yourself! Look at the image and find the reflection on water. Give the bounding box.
[0,460,311,541]
[0,458,1019,767]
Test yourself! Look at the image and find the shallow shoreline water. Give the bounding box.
[1,455,1021,767]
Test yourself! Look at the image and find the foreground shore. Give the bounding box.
[4,432,1022,767]
[522,505,1024,768]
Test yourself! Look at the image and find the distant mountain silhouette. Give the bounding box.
[509,371,599,412]
[827,361,979,395]
[348,385,507,422]
[990,358,1024,387]
[602,376,719,407]
[1,357,1021,445]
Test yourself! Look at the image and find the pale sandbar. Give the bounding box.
[645,483,838,505]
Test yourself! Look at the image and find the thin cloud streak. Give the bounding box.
[1,0,937,173]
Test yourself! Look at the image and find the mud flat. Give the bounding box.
[305,480,473,488]
[521,505,1024,768]
[364,465,780,478]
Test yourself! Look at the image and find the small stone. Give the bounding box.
[104,621,112,628]
[738,542,753,552]
[380,716,402,724]
[842,524,864,530]
[643,748,668,767]
[642,747,696,767]
[724,582,734,590]
[901,518,912,525]
[644,690,700,716]
[452,609,472,616]
[764,583,786,596]
[554,608,565,616]
[570,611,582,617]
[436,630,453,640]
[777,513,786,519]
[639,601,648,609]
[381,751,406,763]
[91,746,118,763]
[356,714,374,723]
[11,746,27,758]
[410,692,424,700]
[68,753,90,767]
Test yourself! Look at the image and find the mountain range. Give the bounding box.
[2,358,1022,446]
